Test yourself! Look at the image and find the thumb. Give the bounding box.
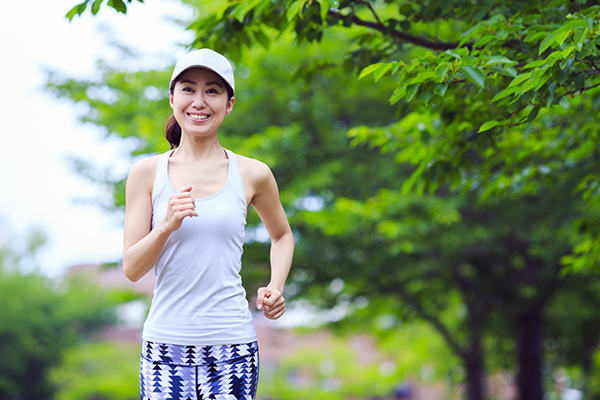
[180,185,193,193]
[256,288,271,310]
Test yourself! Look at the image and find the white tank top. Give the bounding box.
[142,149,257,345]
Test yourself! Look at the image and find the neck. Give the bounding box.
[174,135,226,160]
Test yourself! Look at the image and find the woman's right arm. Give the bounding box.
[122,158,197,282]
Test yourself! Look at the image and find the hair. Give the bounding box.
[164,81,234,149]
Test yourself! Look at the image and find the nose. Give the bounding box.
[191,92,206,108]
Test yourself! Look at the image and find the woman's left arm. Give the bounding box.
[249,161,294,320]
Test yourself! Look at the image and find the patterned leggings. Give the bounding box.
[140,340,259,400]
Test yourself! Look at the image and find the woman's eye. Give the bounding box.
[182,87,193,92]
[207,88,218,94]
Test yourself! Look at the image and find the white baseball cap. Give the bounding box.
[169,48,235,94]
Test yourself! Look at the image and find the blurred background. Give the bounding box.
[1,0,600,400]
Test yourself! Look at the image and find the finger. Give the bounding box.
[171,199,195,207]
[265,305,286,319]
[264,298,285,312]
[171,206,197,217]
[180,185,193,193]
[256,288,266,310]
[263,299,285,314]
[263,294,276,306]
[177,210,199,219]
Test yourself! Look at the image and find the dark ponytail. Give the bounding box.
[164,114,181,149]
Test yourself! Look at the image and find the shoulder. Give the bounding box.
[126,153,164,190]
[235,153,273,184]
[129,154,162,175]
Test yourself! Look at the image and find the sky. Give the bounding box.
[0,0,194,276]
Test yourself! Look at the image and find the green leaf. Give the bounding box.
[358,63,385,80]
[474,35,496,47]
[401,159,429,195]
[554,29,570,46]
[286,0,305,21]
[459,25,479,47]
[445,49,462,59]
[525,31,549,43]
[508,72,533,88]
[399,3,413,14]
[374,63,393,82]
[537,70,552,88]
[574,27,589,51]
[65,1,89,20]
[435,63,450,82]
[320,0,330,23]
[389,87,406,105]
[234,4,247,22]
[546,82,557,107]
[561,44,575,58]
[460,66,485,88]
[586,16,594,30]
[573,74,585,89]
[519,76,541,94]
[485,56,516,66]
[492,85,519,102]
[498,67,517,78]
[91,0,103,15]
[399,20,411,31]
[433,83,449,97]
[478,120,501,133]
[528,105,542,123]
[408,71,436,85]
[539,31,560,55]
[107,0,127,14]
[419,89,433,104]
[523,60,546,69]
[405,84,420,102]
[562,19,588,30]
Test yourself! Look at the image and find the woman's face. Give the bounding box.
[169,67,234,138]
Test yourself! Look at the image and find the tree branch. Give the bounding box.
[387,286,467,358]
[357,0,385,28]
[558,82,600,99]
[326,8,461,51]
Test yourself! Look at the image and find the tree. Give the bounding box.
[0,236,123,399]
[67,0,600,269]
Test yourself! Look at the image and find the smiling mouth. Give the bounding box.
[188,113,210,121]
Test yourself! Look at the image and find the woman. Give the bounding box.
[123,48,294,400]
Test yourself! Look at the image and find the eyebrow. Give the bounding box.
[180,79,223,89]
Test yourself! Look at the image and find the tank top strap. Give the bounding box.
[224,149,247,212]
[152,150,174,203]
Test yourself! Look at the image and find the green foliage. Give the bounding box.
[50,341,139,400]
[66,0,144,20]
[0,234,138,399]
[168,0,600,271]
[0,261,118,399]
[258,324,459,400]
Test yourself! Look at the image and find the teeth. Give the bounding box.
[189,114,209,120]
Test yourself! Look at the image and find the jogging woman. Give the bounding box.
[123,48,294,400]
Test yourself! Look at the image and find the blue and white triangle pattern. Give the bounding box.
[140,340,258,400]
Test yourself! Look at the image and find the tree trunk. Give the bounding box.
[515,311,544,400]
[464,354,486,400]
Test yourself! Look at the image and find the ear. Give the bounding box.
[225,97,235,115]
[169,90,174,109]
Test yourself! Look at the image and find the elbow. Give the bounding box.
[122,257,143,282]
[123,267,141,282]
